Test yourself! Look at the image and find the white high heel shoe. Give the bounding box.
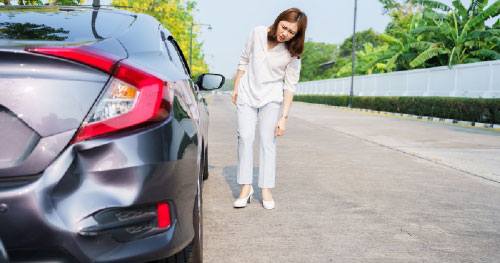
[262,199,275,210]
[233,186,254,208]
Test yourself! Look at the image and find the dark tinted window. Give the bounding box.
[0,8,135,43]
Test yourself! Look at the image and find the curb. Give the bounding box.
[306,103,500,132]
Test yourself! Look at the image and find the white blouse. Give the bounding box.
[237,26,301,107]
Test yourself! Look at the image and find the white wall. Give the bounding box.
[296,60,500,98]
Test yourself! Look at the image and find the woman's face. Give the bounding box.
[276,20,298,43]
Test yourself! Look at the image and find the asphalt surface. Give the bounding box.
[202,94,500,263]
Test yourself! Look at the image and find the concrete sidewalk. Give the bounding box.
[203,95,500,263]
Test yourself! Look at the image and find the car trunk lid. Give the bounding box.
[0,49,110,177]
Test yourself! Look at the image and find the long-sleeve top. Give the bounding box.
[237,26,301,107]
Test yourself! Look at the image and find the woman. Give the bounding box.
[232,8,307,209]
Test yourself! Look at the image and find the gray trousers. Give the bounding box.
[237,101,281,188]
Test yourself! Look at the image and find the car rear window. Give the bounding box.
[0,7,136,43]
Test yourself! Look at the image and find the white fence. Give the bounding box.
[296,60,500,98]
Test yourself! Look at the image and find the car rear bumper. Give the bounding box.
[0,117,200,262]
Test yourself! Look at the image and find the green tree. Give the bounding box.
[1,0,82,5]
[303,0,500,81]
[377,0,500,70]
[339,29,383,57]
[0,22,69,40]
[346,7,429,74]
[334,29,386,78]
[409,0,500,67]
[299,40,338,81]
[56,0,82,4]
[336,42,393,77]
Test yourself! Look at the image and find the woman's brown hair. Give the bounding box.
[267,8,308,58]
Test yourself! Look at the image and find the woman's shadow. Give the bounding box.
[222,166,262,202]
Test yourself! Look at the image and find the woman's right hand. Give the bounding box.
[231,89,238,105]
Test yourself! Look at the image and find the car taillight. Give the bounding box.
[25,46,172,143]
[85,78,139,124]
[25,46,119,73]
[157,203,171,228]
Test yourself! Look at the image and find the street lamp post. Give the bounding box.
[189,22,211,70]
[348,0,358,108]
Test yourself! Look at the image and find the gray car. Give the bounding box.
[0,3,223,263]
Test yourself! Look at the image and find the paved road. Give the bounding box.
[202,94,500,263]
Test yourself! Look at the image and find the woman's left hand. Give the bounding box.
[275,117,287,137]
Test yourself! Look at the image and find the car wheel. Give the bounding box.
[202,147,209,181]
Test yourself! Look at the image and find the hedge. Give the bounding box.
[294,95,500,125]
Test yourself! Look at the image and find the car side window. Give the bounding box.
[166,35,191,76]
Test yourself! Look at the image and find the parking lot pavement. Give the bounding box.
[203,94,500,263]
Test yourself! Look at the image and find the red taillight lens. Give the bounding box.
[157,203,171,228]
[26,46,172,143]
[25,46,120,73]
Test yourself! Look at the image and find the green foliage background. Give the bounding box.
[300,0,500,81]
[299,41,338,82]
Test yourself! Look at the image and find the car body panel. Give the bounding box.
[0,102,199,262]
[0,51,109,137]
[0,130,75,177]
[0,50,110,176]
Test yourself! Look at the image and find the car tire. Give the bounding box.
[202,147,209,181]
[161,247,189,263]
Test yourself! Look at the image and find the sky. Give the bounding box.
[93,0,488,78]
[194,0,391,77]
[192,0,454,78]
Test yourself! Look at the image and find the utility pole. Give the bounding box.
[189,22,212,70]
[348,0,358,108]
[190,21,193,69]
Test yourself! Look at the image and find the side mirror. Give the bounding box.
[196,73,225,91]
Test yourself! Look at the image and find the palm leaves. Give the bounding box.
[471,48,500,59]
[465,0,500,31]
[410,43,439,67]
[372,0,500,72]
[416,0,451,12]
[342,0,500,78]
[335,43,392,77]
[385,52,400,71]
